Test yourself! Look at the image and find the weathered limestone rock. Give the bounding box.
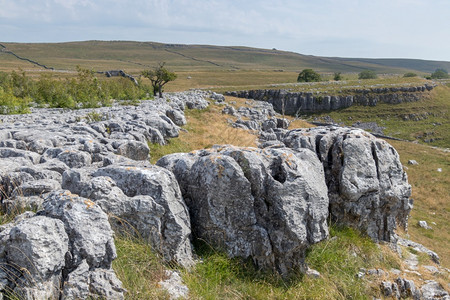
[166,108,187,126]
[281,126,412,242]
[158,145,329,275]
[40,191,117,270]
[396,277,421,300]
[56,149,92,168]
[420,280,449,300]
[115,140,150,161]
[397,237,440,264]
[0,148,41,164]
[91,164,194,268]
[0,195,125,300]
[60,163,195,268]
[380,281,400,298]
[159,270,189,300]
[6,216,68,299]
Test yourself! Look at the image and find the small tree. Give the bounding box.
[297,69,321,82]
[430,68,449,79]
[358,70,377,79]
[333,72,342,81]
[141,63,177,98]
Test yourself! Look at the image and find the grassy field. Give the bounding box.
[1,40,448,76]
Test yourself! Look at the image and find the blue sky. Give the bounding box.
[1,0,449,61]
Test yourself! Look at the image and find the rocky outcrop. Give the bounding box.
[277,126,412,242]
[226,84,434,115]
[0,91,212,298]
[157,145,329,275]
[222,99,289,132]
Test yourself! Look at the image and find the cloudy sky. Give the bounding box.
[1,0,449,61]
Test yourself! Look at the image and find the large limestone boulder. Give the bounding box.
[61,163,195,268]
[0,191,125,299]
[157,145,329,275]
[5,215,68,299]
[281,126,412,242]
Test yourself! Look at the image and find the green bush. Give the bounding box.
[297,69,321,82]
[0,87,30,114]
[0,68,153,114]
[430,68,449,79]
[333,72,342,81]
[358,70,377,79]
[403,72,417,78]
[104,77,152,101]
[69,66,111,108]
[34,74,75,108]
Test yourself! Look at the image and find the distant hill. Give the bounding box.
[0,40,449,74]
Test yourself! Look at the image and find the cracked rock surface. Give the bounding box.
[157,145,329,275]
[278,126,412,242]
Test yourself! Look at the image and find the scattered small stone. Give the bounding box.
[404,269,422,277]
[408,160,419,165]
[390,268,402,276]
[366,269,385,276]
[306,267,321,278]
[423,265,439,274]
[159,270,189,300]
[418,220,432,230]
[437,168,442,172]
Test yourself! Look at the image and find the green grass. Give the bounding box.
[113,235,170,300]
[180,226,399,300]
